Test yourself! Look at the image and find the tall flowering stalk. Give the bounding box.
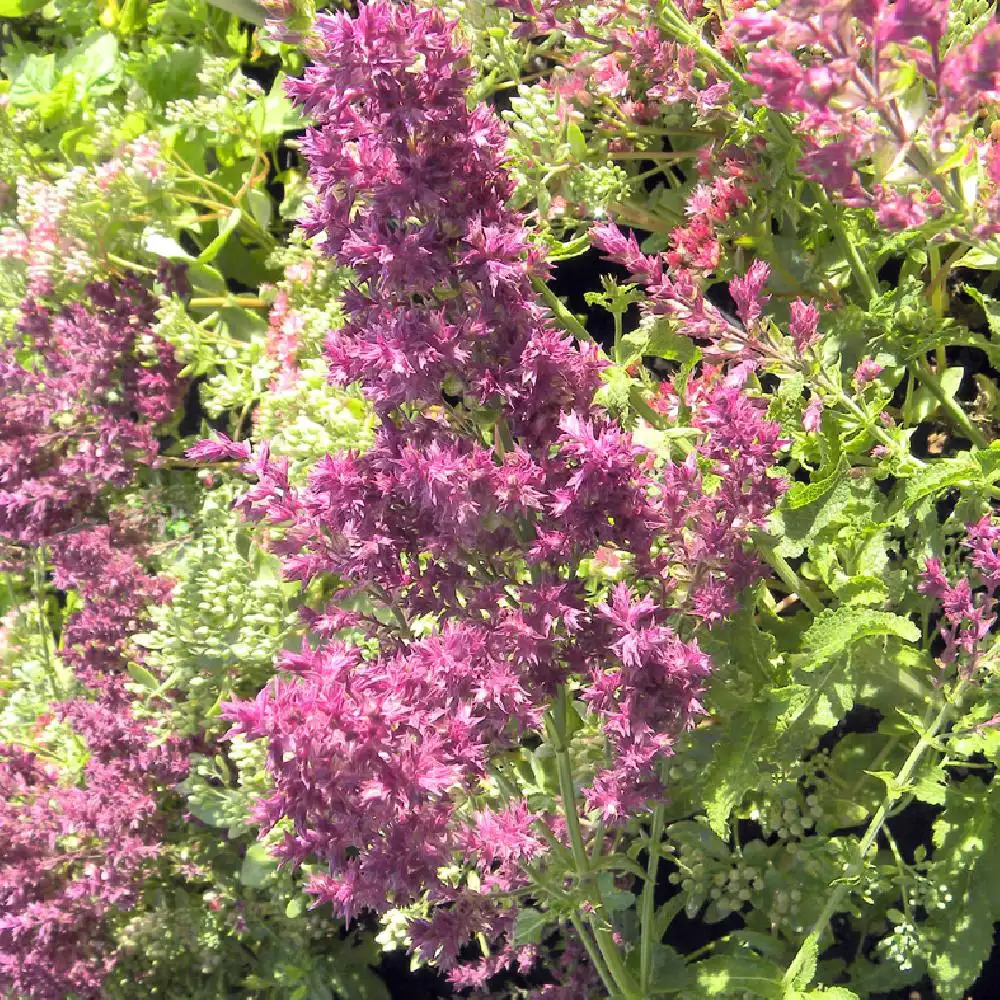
[0,279,187,1000]
[213,3,785,992]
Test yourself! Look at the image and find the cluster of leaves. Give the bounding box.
[4,0,1000,999]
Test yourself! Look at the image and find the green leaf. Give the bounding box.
[197,208,242,263]
[789,935,819,991]
[8,53,56,106]
[797,607,919,671]
[567,122,588,159]
[328,964,390,1000]
[253,82,307,137]
[246,188,273,230]
[964,285,1000,335]
[648,944,695,993]
[285,896,305,919]
[513,906,548,946]
[921,781,1000,998]
[204,0,267,23]
[785,455,849,510]
[795,989,860,1000]
[64,32,120,96]
[240,842,277,887]
[770,476,882,561]
[686,955,784,999]
[910,766,947,806]
[888,445,1000,522]
[831,575,888,607]
[703,685,811,836]
[0,0,46,14]
[143,228,192,260]
[185,789,230,828]
[126,662,159,690]
[596,871,635,912]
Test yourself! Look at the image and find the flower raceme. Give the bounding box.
[732,0,1000,234]
[211,1,785,988]
[920,517,1000,671]
[0,278,187,1000]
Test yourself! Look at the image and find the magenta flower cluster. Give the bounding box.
[920,517,1000,671]
[733,0,1000,232]
[210,2,785,987]
[0,280,186,1000]
[0,278,181,549]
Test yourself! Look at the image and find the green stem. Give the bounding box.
[569,914,621,999]
[550,687,640,1000]
[913,358,988,448]
[532,277,594,343]
[188,296,269,309]
[814,186,878,303]
[754,535,824,615]
[814,369,924,468]
[107,253,157,275]
[32,548,62,699]
[656,0,742,84]
[639,784,668,992]
[781,677,969,991]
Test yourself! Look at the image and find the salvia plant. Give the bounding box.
[3,0,1000,999]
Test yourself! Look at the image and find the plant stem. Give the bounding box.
[532,277,594,343]
[754,535,824,615]
[569,914,621,999]
[32,548,63,699]
[814,185,878,303]
[913,358,988,448]
[639,780,668,993]
[550,687,641,1000]
[188,296,269,309]
[781,677,969,991]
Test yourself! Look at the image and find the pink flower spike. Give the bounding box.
[853,357,884,387]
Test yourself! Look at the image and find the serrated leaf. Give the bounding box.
[700,683,805,836]
[797,608,919,671]
[9,53,56,106]
[831,575,888,606]
[513,906,547,946]
[785,455,849,510]
[910,767,947,806]
[686,955,784,999]
[771,476,882,561]
[64,32,120,95]
[789,935,819,991]
[921,781,1000,998]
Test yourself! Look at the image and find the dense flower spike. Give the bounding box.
[0,278,186,999]
[0,746,161,1000]
[221,1,784,985]
[0,279,182,550]
[920,517,1000,670]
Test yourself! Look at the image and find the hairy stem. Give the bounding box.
[639,781,668,992]
[550,686,640,1000]
[913,358,988,449]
